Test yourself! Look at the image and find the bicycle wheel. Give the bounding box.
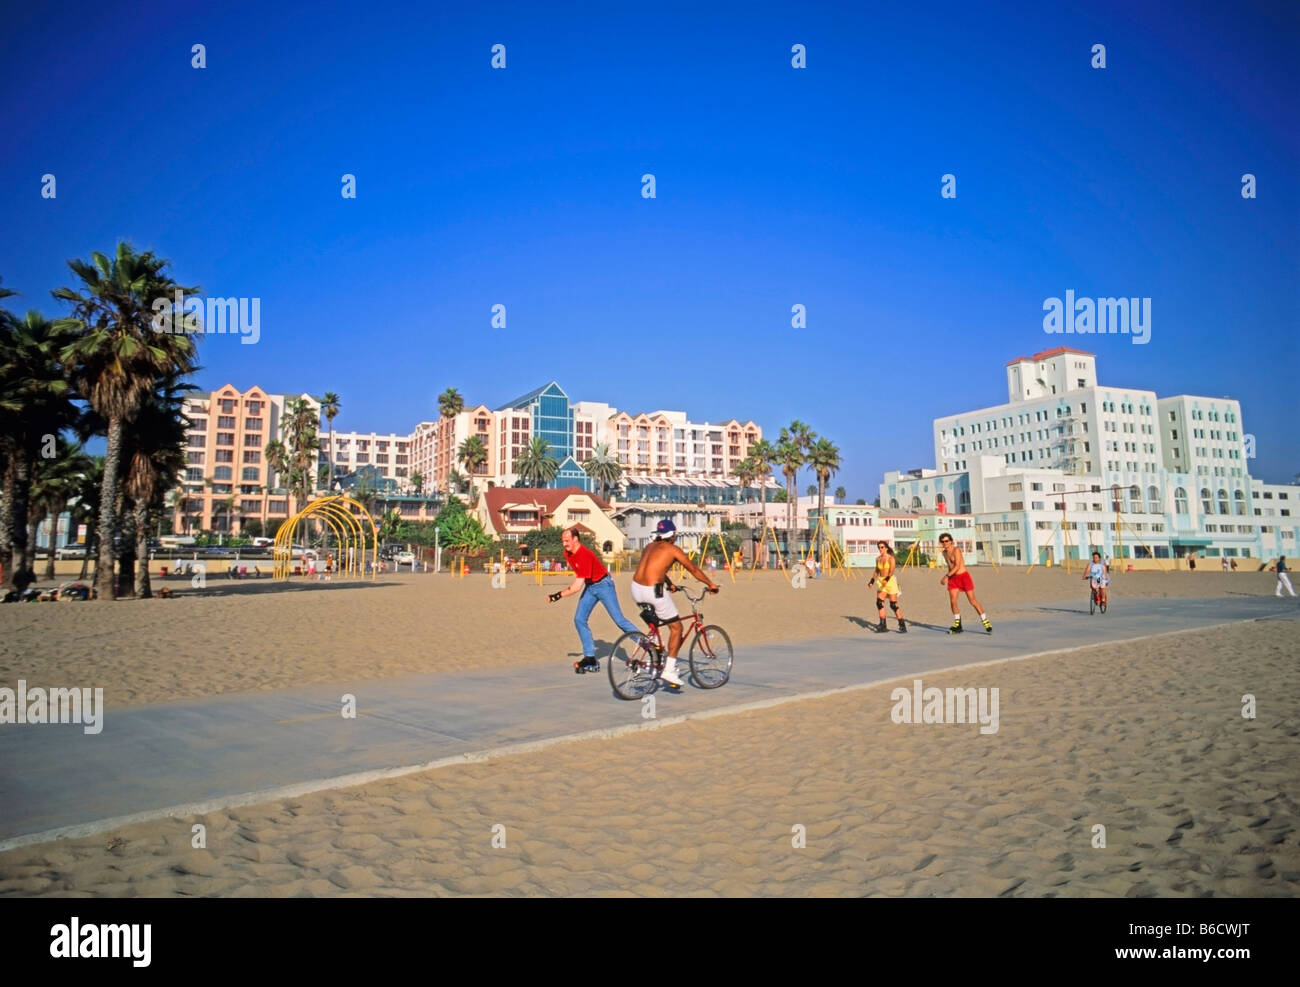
[689,625,733,689]
[608,631,658,700]
[1089,590,1096,615]
[1100,596,1107,614]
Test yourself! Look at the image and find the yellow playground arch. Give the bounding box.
[273,495,380,580]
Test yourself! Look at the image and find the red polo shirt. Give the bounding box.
[564,544,607,582]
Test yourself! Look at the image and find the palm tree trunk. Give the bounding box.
[9,453,33,591]
[97,417,123,600]
[780,475,790,566]
[78,513,91,580]
[44,498,63,581]
[134,501,152,598]
[0,461,12,573]
[26,511,41,586]
[816,476,826,564]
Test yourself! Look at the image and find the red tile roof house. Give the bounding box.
[475,487,627,554]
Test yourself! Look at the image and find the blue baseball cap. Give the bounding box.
[655,518,677,538]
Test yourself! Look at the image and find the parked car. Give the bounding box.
[55,544,92,560]
[396,550,416,566]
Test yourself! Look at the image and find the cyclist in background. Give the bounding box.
[1084,550,1109,608]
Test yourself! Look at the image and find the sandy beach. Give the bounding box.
[0,566,1288,708]
[0,567,1296,897]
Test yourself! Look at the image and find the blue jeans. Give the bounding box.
[575,577,640,657]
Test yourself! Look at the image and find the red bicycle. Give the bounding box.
[607,586,733,700]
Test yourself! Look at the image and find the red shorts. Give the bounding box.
[947,572,974,593]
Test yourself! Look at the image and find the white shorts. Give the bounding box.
[631,580,679,623]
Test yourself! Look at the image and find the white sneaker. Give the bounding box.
[661,660,684,687]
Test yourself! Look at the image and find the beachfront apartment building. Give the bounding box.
[169,379,771,534]
[172,384,320,535]
[881,347,1299,565]
[323,430,412,486]
[419,381,765,498]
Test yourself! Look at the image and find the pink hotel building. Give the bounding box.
[173,384,320,534]
[172,382,764,535]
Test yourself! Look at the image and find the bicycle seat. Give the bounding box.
[639,603,662,627]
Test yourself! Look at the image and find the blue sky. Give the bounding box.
[3,0,1297,496]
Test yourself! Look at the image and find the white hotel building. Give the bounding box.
[879,347,1297,565]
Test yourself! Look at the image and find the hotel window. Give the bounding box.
[247,401,261,414]
[186,452,204,465]
[214,466,232,480]
[220,399,235,413]
[242,468,259,482]
[189,435,205,447]
[218,416,236,429]
[217,432,234,446]
[243,434,261,447]
[216,450,234,463]
[244,418,263,431]
[243,451,260,463]
[190,418,207,431]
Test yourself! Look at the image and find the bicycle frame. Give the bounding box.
[639,586,709,651]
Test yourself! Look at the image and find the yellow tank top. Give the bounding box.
[876,556,893,578]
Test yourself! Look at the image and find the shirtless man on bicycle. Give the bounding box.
[631,519,719,689]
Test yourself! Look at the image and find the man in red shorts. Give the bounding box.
[939,533,992,634]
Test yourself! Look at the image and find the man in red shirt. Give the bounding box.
[549,527,641,674]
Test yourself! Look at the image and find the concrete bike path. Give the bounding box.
[1,595,1294,849]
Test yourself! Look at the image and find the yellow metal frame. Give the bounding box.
[273,495,379,580]
[800,515,853,580]
[748,520,791,583]
[692,516,738,584]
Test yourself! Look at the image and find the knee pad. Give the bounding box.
[889,600,900,614]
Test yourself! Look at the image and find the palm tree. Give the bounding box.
[447,467,467,496]
[438,387,464,421]
[31,439,93,581]
[319,392,341,485]
[809,436,842,563]
[0,308,80,591]
[55,243,199,599]
[749,438,776,536]
[582,442,623,501]
[775,425,812,560]
[122,376,189,596]
[834,485,847,502]
[70,457,105,581]
[515,436,560,488]
[410,471,424,496]
[731,457,757,506]
[457,435,488,501]
[277,397,319,513]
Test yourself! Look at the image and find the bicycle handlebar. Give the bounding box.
[677,585,719,604]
